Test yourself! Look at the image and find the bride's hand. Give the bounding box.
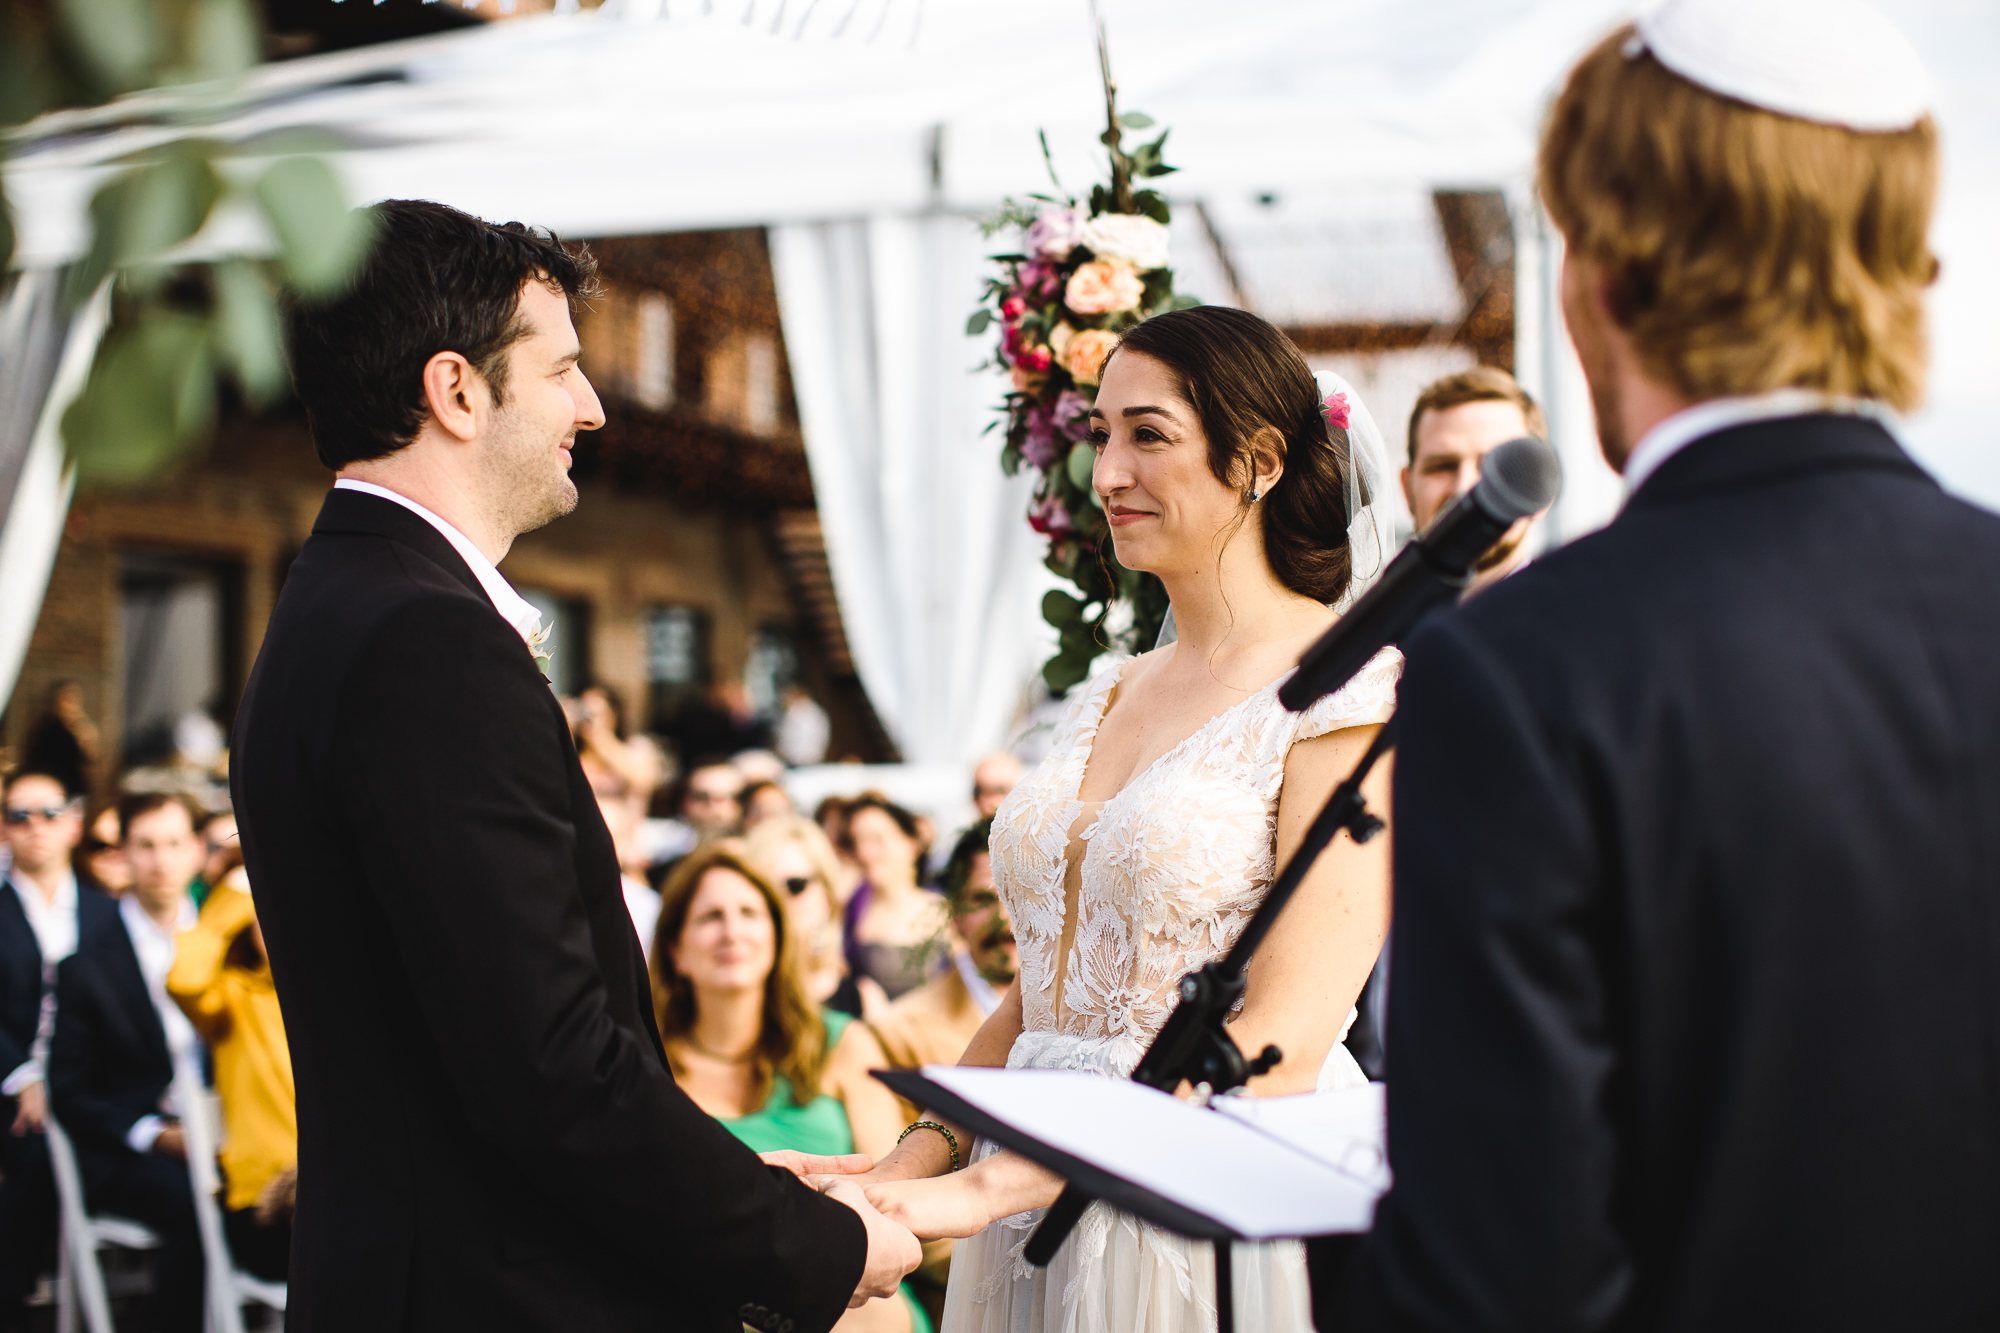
[861,1174,997,1242]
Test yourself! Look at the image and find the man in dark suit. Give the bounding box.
[1311,3,2000,1330]
[233,199,916,1333]
[0,771,117,1331]
[49,793,207,1333]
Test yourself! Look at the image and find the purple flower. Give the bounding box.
[1026,206,1087,260]
[1052,389,1094,441]
[1028,494,1075,536]
[1020,404,1062,470]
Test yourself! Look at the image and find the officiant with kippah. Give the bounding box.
[1310,1,2000,1328]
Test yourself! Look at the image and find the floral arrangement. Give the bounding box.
[970,111,1196,692]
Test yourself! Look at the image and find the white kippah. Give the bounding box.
[1632,0,1933,132]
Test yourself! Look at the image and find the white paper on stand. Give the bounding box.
[916,1065,1389,1239]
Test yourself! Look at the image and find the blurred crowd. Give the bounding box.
[0,675,1025,1333]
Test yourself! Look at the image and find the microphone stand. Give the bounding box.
[1023,717,1400,1282]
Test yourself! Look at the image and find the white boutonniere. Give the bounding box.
[524,618,553,681]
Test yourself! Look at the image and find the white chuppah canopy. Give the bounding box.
[4,0,1994,760]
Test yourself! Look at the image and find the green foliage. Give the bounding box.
[3,0,359,487]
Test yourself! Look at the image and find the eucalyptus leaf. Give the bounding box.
[1120,112,1155,129]
[56,0,158,94]
[186,0,259,82]
[1041,589,1085,627]
[966,309,993,335]
[69,144,226,304]
[1066,440,1095,490]
[256,157,370,297]
[63,309,216,484]
[1043,649,1092,694]
[212,259,287,404]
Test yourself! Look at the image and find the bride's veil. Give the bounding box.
[1313,367,1397,613]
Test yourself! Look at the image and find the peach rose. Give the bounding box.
[1064,260,1144,316]
[1060,328,1121,386]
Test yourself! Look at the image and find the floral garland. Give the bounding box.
[971,116,1195,691]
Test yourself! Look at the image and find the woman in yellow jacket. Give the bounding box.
[167,868,295,1282]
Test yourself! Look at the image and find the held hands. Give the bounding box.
[809,1176,922,1308]
[861,1174,997,1242]
[758,1149,874,1181]
[11,1080,46,1136]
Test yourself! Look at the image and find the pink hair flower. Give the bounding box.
[1322,390,1351,431]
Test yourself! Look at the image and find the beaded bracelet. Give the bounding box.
[898,1119,961,1172]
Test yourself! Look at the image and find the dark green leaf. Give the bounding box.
[255,157,369,298]
[966,309,993,335]
[69,142,226,303]
[1043,648,1092,694]
[1041,589,1085,627]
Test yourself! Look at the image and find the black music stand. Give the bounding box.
[874,1066,1386,1333]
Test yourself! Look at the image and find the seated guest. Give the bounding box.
[1,771,117,1332]
[740,779,797,832]
[166,868,294,1283]
[650,843,922,1333]
[195,810,239,902]
[743,816,859,1015]
[49,792,206,1333]
[645,760,747,888]
[841,795,948,1014]
[969,754,1023,821]
[80,806,130,896]
[1400,366,1549,590]
[584,756,662,959]
[868,819,1013,1113]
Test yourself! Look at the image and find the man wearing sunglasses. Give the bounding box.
[0,771,118,1331]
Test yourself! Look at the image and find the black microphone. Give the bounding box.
[1277,434,1562,713]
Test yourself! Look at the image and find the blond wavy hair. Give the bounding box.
[1538,26,1939,411]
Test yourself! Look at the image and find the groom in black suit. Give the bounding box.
[234,200,916,1332]
[1311,5,2000,1331]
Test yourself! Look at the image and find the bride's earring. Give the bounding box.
[1246,485,1261,504]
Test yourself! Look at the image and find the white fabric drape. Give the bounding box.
[0,273,102,714]
[773,215,1049,767]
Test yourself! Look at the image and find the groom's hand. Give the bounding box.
[813,1176,921,1307]
[759,1149,873,1180]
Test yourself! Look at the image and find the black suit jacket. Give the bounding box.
[2,878,119,1090]
[232,489,864,1333]
[1311,415,2000,1331]
[48,900,172,1191]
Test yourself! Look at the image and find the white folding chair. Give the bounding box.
[170,1059,287,1333]
[44,1114,162,1333]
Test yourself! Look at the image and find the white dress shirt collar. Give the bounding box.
[118,892,198,1062]
[1622,390,1898,500]
[953,948,1003,1019]
[7,868,79,965]
[332,479,543,644]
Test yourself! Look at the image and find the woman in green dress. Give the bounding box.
[653,842,925,1333]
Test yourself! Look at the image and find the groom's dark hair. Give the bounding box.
[284,198,601,470]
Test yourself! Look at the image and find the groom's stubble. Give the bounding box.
[479,382,581,544]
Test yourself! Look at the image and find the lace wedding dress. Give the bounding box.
[941,647,1402,1333]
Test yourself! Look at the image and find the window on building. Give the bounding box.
[517,590,592,696]
[644,604,711,727]
[118,551,242,768]
[704,332,782,438]
[742,627,799,720]
[577,283,674,412]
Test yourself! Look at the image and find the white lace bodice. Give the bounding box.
[989,648,1402,1063]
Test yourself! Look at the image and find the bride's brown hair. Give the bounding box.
[1105,307,1360,606]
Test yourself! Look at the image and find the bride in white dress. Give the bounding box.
[856,306,1401,1333]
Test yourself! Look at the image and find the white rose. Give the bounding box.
[1079,214,1171,271]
